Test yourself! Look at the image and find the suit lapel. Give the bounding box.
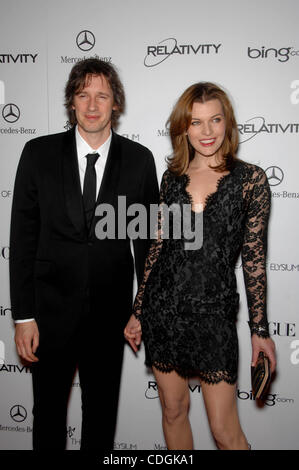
[89,131,122,237]
[62,128,86,236]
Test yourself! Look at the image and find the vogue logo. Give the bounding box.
[268,322,296,337]
[238,117,299,143]
[144,38,221,67]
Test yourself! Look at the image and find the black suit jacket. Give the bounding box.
[9,128,159,351]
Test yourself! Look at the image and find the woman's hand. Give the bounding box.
[124,314,142,353]
[251,335,276,373]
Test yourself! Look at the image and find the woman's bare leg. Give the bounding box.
[200,380,249,450]
[153,366,193,450]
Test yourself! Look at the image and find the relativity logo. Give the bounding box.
[145,380,201,399]
[0,54,38,64]
[238,117,299,143]
[144,38,221,67]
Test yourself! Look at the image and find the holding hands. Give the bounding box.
[124,315,142,353]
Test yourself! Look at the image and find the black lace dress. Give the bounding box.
[133,160,271,384]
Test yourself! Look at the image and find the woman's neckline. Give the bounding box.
[183,169,232,214]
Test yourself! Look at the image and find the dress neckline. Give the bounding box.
[183,170,232,214]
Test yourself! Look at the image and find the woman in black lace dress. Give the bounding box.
[124,82,276,450]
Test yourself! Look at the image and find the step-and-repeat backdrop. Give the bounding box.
[0,0,298,450]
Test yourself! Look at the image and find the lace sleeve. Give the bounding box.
[132,170,168,318]
[241,166,271,337]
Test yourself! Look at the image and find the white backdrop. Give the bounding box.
[0,0,298,451]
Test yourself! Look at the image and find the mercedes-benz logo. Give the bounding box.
[265,166,284,186]
[10,405,27,423]
[76,30,96,51]
[2,103,20,123]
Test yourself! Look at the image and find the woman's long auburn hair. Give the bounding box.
[166,82,239,175]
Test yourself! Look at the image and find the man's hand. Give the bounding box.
[15,320,39,362]
[124,314,142,353]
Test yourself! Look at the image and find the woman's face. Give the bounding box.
[186,99,226,161]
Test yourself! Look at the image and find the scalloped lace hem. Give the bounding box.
[149,361,237,385]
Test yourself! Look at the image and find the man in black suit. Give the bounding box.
[9,58,159,450]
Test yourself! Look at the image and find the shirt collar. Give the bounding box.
[75,125,112,164]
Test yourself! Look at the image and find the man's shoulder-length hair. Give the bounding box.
[64,58,125,129]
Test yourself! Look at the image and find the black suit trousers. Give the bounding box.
[31,318,124,451]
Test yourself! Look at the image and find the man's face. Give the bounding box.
[72,74,117,139]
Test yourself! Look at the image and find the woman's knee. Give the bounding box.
[160,393,190,425]
[209,419,230,448]
[209,418,246,449]
[153,368,190,426]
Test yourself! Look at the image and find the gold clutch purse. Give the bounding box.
[251,352,271,399]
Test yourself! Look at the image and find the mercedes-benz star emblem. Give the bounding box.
[265,166,284,186]
[76,30,96,51]
[10,405,27,423]
[2,103,20,123]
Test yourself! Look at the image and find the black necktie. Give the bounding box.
[83,152,99,231]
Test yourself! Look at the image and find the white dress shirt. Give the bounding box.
[15,126,112,323]
[76,125,112,197]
